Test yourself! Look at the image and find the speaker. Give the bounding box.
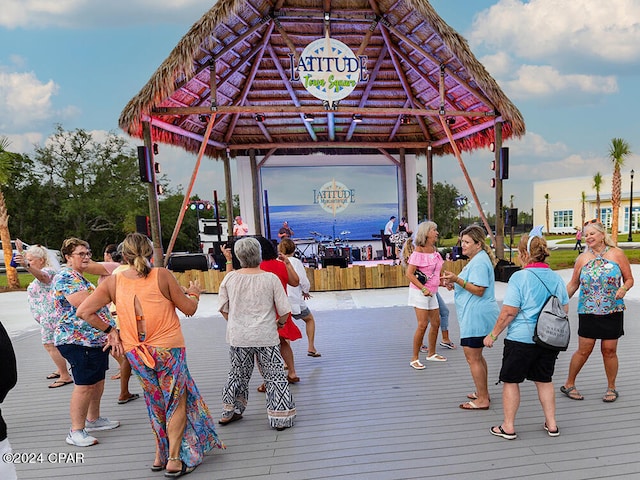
[505,208,518,227]
[352,248,361,261]
[135,215,150,236]
[499,147,509,180]
[166,253,208,272]
[137,146,153,183]
[322,257,348,268]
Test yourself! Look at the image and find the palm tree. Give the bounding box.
[593,172,603,221]
[609,138,632,244]
[544,193,550,234]
[0,136,20,289]
[580,191,586,229]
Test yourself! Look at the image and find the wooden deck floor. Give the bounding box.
[5,294,640,480]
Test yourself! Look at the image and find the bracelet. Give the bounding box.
[489,332,497,341]
[462,279,467,289]
[277,320,287,326]
[620,285,628,292]
[225,260,232,265]
[103,325,113,334]
[187,293,199,301]
[421,287,427,294]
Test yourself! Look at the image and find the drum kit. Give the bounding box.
[299,230,352,267]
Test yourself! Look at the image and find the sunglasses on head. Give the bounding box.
[584,219,600,226]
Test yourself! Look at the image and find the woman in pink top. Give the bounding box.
[405,221,445,369]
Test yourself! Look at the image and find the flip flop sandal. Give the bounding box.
[46,372,61,379]
[459,401,490,410]
[410,360,425,370]
[544,423,560,437]
[118,393,140,404]
[426,354,447,362]
[560,385,584,400]
[602,389,619,403]
[490,425,517,440]
[307,351,322,357]
[48,380,73,388]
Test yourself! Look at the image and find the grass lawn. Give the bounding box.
[0,273,100,290]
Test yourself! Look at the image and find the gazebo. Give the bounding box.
[119,0,525,265]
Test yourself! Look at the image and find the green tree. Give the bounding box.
[608,138,632,244]
[580,191,586,229]
[593,172,603,221]
[8,125,150,251]
[0,136,21,288]
[416,174,461,238]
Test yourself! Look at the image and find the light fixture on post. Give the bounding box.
[352,113,363,123]
[400,115,410,125]
[254,113,265,122]
[628,169,635,242]
[446,117,456,125]
[198,114,208,123]
[303,113,315,122]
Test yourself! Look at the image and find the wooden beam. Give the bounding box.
[376,148,400,166]
[227,140,431,150]
[249,149,262,235]
[164,114,216,265]
[266,44,317,141]
[154,105,495,117]
[439,116,495,247]
[150,117,226,149]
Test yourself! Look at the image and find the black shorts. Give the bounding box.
[499,339,559,383]
[460,336,485,348]
[57,344,109,385]
[578,312,624,339]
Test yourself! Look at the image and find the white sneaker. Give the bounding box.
[85,417,120,432]
[66,429,98,447]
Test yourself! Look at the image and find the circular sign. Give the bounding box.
[315,179,354,215]
[298,37,360,102]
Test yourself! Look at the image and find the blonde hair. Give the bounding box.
[121,233,153,277]
[25,244,52,268]
[278,238,296,256]
[460,225,498,267]
[413,221,437,247]
[400,236,414,267]
[584,221,615,247]
[518,234,550,264]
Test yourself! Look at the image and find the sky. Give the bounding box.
[2,0,640,218]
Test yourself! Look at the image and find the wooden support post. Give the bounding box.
[249,149,262,235]
[494,121,505,259]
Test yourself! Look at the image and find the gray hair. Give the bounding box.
[25,244,51,267]
[234,237,262,268]
[413,221,437,247]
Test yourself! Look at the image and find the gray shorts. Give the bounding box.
[293,307,311,320]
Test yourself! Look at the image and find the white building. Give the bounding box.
[533,171,637,234]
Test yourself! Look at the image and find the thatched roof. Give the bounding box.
[119,0,525,159]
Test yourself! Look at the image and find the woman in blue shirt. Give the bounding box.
[442,225,499,410]
[484,227,569,440]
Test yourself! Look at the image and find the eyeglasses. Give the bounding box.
[72,251,92,258]
[584,219,600,226]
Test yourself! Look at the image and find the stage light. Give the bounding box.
[303,113,315,122]
[400,115,410,125]
[153,143,159,155]
[254,113,265,122]
[324,11,330,21]
[352,114,363,123]
[489,142,495,152]
[190,203,196,210]
[446,117,456,125]
[198,114,208,123]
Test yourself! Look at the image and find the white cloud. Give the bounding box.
[0,71,59,131]
[0,0,213,28]
[3,132,44,155]
[508,131,569,158]
[470,0,640,66]
[503,64,618,101]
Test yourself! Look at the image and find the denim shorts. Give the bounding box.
[57,344,109,385]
